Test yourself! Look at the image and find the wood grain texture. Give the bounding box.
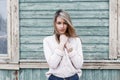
[118,0,120,56]
[19,2,108,10]
[20,10,109,19]
[19,0,109,60]
[20,27,109,36]
[18,69,120,80]
[20,0,109,2]
[20,36,108,44]
[109,0,118,59]
[11,0,19,64]
[20,19,109,27]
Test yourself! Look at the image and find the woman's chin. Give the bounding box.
[59,32,65,35]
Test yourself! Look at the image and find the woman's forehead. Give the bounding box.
[56,16,66,22]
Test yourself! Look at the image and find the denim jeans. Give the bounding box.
[48,74,79,80]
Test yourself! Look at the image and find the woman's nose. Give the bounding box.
[60,24,64,28]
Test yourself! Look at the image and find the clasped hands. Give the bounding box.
[58,34,73,53]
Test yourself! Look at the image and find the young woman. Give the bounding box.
[43,9,83,80]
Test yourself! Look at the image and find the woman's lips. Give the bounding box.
[60,29,65,31]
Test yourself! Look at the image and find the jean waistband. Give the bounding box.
[50,73,78,80]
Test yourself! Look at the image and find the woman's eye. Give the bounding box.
[57,22,61,24]
[64,22,67,25]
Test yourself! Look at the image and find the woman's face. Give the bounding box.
[55,16,68,34]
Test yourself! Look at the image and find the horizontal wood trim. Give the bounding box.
[19,60,120,69]
[20,59,120,63]
[0,60,120,69]
[20,62,48,68]
[0,64,19,70]
[20,0,109,3]
[83,63,120,69]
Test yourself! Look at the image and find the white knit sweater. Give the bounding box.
[43,35,83,78]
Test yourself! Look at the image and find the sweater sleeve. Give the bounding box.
[43,37,64,69]
[68,38,83,69]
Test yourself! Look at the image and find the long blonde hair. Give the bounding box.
[53,9,78,43]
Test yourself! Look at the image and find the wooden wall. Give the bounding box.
[0,69,120,80]
[19,0,109,60]
[18,0,114,79]
[0,0,120,80]
[19,69,120,80]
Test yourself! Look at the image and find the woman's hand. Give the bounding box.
[65,42,73,53]
[59,34,68,45]
[58,34,68,51]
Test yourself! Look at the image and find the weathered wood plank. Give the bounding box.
[84,52,108,60]
[19,69,48,80]
[32,69,41,80]
[83,44,108,52]
[20,36,108,44]
[19,61,120,69]
[20,51,44,59]
[94,70,102,80]
[11,0,19,64]
[102,70,109,80]
[0,70,5,80]
[24,69,32,80]
[111,70,118,80]
[20,27,108,36]
[19,70,24,80]
[19,10,109,19]
[0,64,19,70]
[20,44,43,51]
[81,36,108,43]
[19,2,108,10]
[20,63,48,68]
[20,27,53,36]
[20,19,109,27]
[117,70,120,80]
[80,69,85,80]
[118,0,120,56]
[20,52,108,60]
[20,0,109,3]
[7,0,12,61]
[20,51,108,60]
[76,27,109,36]
[109,0,118,59]
[40,69,47,80]
[10,71,19,80]
[20,43,108,52]
[86,70,93,80]
[20,36,46,44]
[20,43,108,59]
